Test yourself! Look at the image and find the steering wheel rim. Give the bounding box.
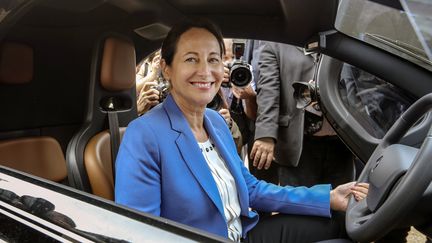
[346,93,432,242]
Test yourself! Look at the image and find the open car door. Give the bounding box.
[314,0,432,241]
[316,0,432,163]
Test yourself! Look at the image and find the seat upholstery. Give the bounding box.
[0,137,67,182]
[84,128,126,200]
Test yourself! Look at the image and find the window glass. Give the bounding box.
[335,0,432,72]
[338,63,414,138]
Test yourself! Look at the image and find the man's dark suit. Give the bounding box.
[255,42,354,188]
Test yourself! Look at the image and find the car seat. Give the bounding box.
[0,137,67,182]
[0,42,67,182]
[66,35,137,199]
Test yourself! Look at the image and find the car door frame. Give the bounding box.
[317,31,432,162]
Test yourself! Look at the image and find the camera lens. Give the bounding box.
[230,65,252,87]
[293,81,316,109]
[298,85,312,107]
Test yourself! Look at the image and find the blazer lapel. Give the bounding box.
[162,95,225,217]
[203,113,249,215]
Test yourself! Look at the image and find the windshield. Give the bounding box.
[335,0,432,72]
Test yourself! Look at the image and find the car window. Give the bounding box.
[338,63,415,138]
[335,0,432,72]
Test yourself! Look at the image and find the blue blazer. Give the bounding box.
[115,95,331,239]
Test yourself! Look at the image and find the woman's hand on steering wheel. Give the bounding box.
[330,182,369,211]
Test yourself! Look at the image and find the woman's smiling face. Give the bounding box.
[162,27,224,109]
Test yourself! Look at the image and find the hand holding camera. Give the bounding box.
[232,84,256,100]
[137,77,170,115]
[218,108,233,129]
[152,77,170,102]
[137,81,160,115]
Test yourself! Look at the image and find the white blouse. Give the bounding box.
[198,139,242,242]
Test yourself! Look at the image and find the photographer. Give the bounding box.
[136,50,161,96]
[136,50,166,116]
[221,39,259,155]
[221,39,256,119]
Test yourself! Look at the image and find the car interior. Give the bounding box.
[0,0,431,242]
[0,0,339,189]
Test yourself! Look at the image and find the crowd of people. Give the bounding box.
[116,18,370,242]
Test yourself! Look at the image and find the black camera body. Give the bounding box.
[292,80,319,109]
[227,40,253,88]
[153,78,170,102]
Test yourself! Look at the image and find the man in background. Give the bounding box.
[251,42,354,188]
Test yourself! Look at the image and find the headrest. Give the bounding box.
[0,137,67,182]
[100,37,136,91]
[0,42,34,84]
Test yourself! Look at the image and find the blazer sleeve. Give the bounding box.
[254,42,281,141]
[241,162,331,217]
[115,119,162,216]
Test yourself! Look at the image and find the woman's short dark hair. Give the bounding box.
[161,18,225,66]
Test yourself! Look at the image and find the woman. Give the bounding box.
[115,18,368,242]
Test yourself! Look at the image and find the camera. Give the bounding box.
[152,77,170,102]
[225,39,253,88]
[292,80,319,109]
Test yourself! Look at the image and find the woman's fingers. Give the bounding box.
[352,182,369,201]
[352,183,369,194]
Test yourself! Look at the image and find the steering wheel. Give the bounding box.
[346,93,432,242]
